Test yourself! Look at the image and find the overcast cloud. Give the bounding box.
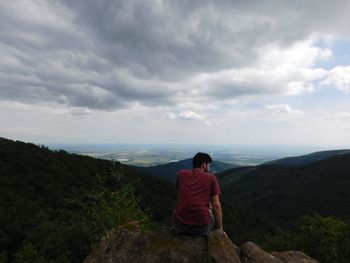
[1,0,350,111]
[1,0,350,145]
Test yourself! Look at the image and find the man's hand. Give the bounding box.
[218,229,228,238]
[213,229,228,239]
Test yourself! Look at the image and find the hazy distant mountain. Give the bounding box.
[263,149,350,166]
[218,152,350,225]
[133,158,238,182]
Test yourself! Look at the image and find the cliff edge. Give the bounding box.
[83,222,319,263]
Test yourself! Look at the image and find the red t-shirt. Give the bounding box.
[175,168,221,225]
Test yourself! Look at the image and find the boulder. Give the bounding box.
[84,221,240,263]
[240,242,282,263]
[271,251,319,263]
[240,242,320,263]
[84,222,319,263]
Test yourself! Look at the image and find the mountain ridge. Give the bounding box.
[131,158,238,182]
[263,149,350,166]
[219,151,350,225]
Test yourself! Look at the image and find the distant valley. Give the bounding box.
[48,143,325,167]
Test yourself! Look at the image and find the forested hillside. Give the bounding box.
[219,153,350,224]
[0,137,176,262]
[0,138,274,262]
[2,137,350,263]
[218,154,350,262]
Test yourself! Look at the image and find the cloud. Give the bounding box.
[336,112,350,118]
[167,111,205,121]
[1,0,350,111]
[167,112,177,120]
[186,39,329,99]
[322,66,350,92]
[67,107,92,116]
[265,104,304,115]
[179,111,204,120]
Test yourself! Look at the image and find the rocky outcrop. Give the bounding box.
[271,251,319,263]
[84,222,319,263]
[240,242,282,263]
[240,242,319,263]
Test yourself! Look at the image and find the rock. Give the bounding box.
[84,222,319,263]
[272,251,320,263]
[83,221,148,263]
[240,242,283,263]
[240,242,320,263]
[210,229,241,263]
[84,221,241,263]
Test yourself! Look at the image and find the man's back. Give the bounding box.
[175,168,220,226]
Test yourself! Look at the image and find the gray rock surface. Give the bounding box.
[271,251,320,263]
[240,242,283,263]
[240,242,320,263]
[84,222,319,263]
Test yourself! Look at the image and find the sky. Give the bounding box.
[1,0,350,147]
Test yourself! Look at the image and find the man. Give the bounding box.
[174,152,224,236]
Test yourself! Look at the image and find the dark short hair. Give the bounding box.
[192,152,212,168]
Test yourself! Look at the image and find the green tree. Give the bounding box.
[1,139,172,262]
[14,243,45,263]
[263,214,350,263]
[298,214,347,263]
[0,251,7,263]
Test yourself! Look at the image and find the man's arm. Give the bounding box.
[211,195,223,230]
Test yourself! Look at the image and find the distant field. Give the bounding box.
[80,150,193,166]
[48,144,322,167]
[72,150,278,166]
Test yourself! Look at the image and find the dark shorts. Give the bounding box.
[173,210,214,236]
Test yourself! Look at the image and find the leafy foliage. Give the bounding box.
[0,138,174,262]
[263,214,350,263]
[221,201,275,244]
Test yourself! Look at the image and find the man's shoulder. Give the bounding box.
[201,171,219,183]
[206,172,218,181]
[178,169,217,180]
[178,169,192,176]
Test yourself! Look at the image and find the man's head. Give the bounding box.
[192,152,212,172]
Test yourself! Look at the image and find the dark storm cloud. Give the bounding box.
[1,0,350,110]
[67,0,350,78]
